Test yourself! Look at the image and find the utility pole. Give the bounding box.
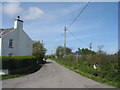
[42,40,45,45]
[64,26,67,55]
[90,43,92,50]
[42,40,43,44]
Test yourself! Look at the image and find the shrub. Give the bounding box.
[56,54,119,84]
[33,41,47,63]
[2,56,38,74]
[45,55,55,59]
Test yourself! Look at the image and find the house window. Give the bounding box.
[9,39,13,48]
[9,53,12,57]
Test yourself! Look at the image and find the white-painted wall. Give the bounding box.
[17,29,33,56]
[0,38,2,56]
[2,29,18,56]
[1,18,33,56]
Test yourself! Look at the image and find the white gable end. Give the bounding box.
[1,16,33,56]
[17,29,33,56]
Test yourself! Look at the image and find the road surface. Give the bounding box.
[2,59,113,88]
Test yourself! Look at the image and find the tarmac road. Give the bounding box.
[2,59,113,88]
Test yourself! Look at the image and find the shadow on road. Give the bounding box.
[45,61,52,64]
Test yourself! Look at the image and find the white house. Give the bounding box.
[0,16,33,56]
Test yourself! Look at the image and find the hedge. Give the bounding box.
[52,54,120,87]
[1,56,38,74]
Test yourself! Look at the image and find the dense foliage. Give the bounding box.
[2,56,40,74]
[33,41,47,63]
[45,55,55,59]
[56,46,72,56]
[52,53,120,87]
[78,48,96,55]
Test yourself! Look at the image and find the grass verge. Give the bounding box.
[2,74,27,80]
[2,64,42,80]
[52,58,120,88]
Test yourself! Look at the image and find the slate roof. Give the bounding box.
[0,27,14,37]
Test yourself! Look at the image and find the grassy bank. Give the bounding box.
[52,56,120,88]
[2,64,42,80]
[2,74,27,80]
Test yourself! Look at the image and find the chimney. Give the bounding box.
[14,16,23,29]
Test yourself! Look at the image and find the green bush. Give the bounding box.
[54,54,120,87]
[45,55,55,59]
[33,41,47,63]
[2,56,38,74]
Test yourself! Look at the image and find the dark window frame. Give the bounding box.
[9,53,13,57]
[9,39,13,48]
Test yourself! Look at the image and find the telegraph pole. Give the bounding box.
[42,40,43,44]
[90,43,92,50]
[64,26,67,55]
[42,40,45,45]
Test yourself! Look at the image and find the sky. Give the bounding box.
[1,1,118,55]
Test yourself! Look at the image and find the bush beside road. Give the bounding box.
[1,56,42,79]
[51,54,120,88]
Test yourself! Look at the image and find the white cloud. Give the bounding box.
[3,2,23,17]
[3,2,52,20]
[59,3,84,15]
[23,7,51,20]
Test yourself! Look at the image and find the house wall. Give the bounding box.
[17,29,33,56]
[2,28,33,56]
[0,38,2,56]
[2,29,18,56]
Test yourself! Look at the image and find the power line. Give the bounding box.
[68,30,89,46]
[68,0,90,28]
[65,0,91,48]
[62,0,91,50]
